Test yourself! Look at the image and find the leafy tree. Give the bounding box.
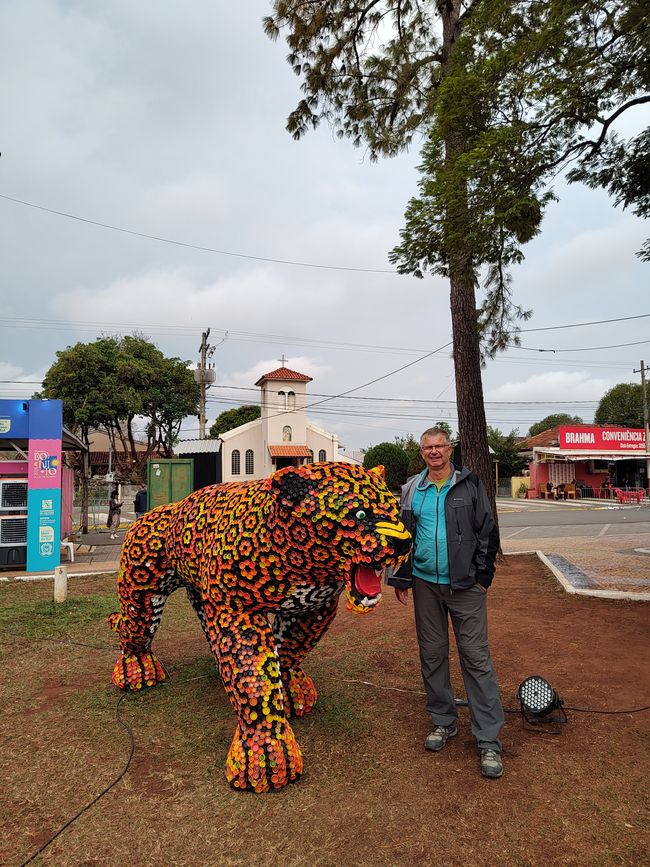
[528,413,584,438]
[363,442,410,491]
[595,383,644,428]
[209,405,261,438]
[38,338,122,531]
[487,427,526,479]
[265,0,649,517]
[40,335,199,528]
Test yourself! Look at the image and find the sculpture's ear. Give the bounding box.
[367,465,385,482]
[269,465,314,508]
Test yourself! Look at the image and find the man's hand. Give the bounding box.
[394,588,409,606]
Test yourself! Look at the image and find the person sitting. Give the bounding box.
[546,481,555,498]
[556,483,566,500]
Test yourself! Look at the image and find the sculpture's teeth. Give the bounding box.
[360,594,381,607]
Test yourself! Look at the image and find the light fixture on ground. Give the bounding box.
[517,675,566,726]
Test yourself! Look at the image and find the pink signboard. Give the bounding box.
[28,439,62,489]
[559,426,646,452]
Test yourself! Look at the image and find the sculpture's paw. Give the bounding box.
[111,650,166,691]
[282,668,318,717]
[225,722,303,793]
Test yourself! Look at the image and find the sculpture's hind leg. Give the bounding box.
[109,510,182,691]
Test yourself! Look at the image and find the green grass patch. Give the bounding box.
[310,687,366,737]
[0,594,117,639]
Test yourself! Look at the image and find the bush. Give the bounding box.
[363,442,410,492]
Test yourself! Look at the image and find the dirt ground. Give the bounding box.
[1,554,648,866]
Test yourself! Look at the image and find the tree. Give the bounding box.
[40,335,199,529]
[363,442,410,491]
[595,383,644,428]
[265,0,649,516]
[528,413,584,438]
[487,427,526,479]
[209,405,261,438]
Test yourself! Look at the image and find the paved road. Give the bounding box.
[498,500,650,540]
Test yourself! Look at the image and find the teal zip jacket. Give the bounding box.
[387,466,499,591]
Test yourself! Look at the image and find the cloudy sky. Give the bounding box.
[1,1,648,452]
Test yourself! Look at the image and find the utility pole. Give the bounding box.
[195,329,216,439]
[634,360,650,493]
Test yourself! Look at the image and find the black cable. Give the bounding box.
[20,692,136,866]
[562,704,650,714]
[0,192,396,274]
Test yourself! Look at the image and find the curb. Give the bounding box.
[506,550,650,602]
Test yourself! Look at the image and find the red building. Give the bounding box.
[521,425,650,497]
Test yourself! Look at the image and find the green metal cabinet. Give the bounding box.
[147,459,194,509]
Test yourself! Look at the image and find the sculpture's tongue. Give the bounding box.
[355,565,382,598]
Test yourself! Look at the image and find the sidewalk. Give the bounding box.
[497,496,650,599]
[0,529,123,581]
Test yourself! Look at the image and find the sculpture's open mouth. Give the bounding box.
[346,564,384,613]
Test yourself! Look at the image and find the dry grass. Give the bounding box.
[1,557,648,866]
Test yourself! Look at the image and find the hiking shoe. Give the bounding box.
[480,749,503,778]
[424,724,458,752]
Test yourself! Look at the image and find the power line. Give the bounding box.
[0,192,397,274]
[516,337,650,353]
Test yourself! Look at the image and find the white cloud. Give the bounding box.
[486,370,615,406]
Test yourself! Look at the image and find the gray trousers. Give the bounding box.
[412,578,504,752]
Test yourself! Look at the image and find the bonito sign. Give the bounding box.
[559,426,646,451]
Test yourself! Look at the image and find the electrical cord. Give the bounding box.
[20,692,136,867]
[334,676,650,715]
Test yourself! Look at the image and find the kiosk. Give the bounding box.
[0,399,63,572]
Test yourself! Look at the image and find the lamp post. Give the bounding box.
[639,361,650,494]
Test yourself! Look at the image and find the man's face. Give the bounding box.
[420,434,453,475]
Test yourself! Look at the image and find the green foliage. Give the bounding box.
[528,413,584,438]
[41,334,200,472]
[595,383,644,428]
[487,426,526,479]
[209,405,261,438]
[394,433,425,477]
[267,0,650,347]
[363,442,410,491]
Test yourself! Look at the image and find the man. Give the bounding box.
[388,427,504,778]
[134,484,148,520]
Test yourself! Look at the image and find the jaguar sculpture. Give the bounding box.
[108,462,411,792]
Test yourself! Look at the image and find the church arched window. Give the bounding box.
[231,449,240,475]
[282,425,292,442]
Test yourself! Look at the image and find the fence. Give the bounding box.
[72,482,140,532]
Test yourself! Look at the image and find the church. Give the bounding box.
[174,359,359,487]
[214,364,358,483]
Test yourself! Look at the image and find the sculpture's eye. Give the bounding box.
[355,509,366,521]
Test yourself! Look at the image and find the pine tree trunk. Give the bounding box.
[441,0,498,520]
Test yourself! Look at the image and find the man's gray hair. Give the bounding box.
[420,426,452,446]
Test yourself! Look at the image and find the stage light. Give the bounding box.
[517,675,566,726]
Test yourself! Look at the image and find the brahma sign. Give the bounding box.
[559,426,646,451]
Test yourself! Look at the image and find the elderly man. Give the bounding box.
[388,426,504,778]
